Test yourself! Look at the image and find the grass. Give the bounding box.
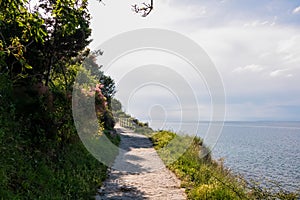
[150,130,299,200]
[0,75,122,199]
[0,119,120,199]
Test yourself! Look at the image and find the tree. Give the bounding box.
[83,53,116,107]
[0,0,91,83]
[0,0,154,140]
[0,1,147,198]
[111,98,122,112]
[0,0,93,143]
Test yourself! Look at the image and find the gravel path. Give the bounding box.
[96,125,186,200]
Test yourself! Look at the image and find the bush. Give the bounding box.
[0,74,120,199]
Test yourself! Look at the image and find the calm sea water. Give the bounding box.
[153,121,300,192]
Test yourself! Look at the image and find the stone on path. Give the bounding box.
[95,125,186,200]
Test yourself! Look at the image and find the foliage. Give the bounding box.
[83,54,116,108]
[0,0,118,198]
[81,55,116,130]
[0,0,93,143]
[151,130,176,149]
[151,131,299,200]
[0,120,117,199]
[0,0,91,81]
[111,98,122,112]
[0,68,120,199]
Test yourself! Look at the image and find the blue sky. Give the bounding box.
[88,0,300,123]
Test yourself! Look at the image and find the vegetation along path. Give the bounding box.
[96,124,186,200]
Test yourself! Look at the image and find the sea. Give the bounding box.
[151,121,300,193]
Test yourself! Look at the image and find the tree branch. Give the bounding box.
[132,0,153,17]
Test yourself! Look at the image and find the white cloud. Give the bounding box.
[270,69,293,78]
[270,69,285,77]
[189,25,300,76]
[277,36,300,65]
[87,1,300,121]
[187,24,300,120]
[292,6,300,14]
[233,64,264,73]
[243,20,272,27]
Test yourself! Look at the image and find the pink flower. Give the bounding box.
[95,87,101,93]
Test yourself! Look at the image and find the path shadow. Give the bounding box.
[118,133,153,150]
[111,129,158,174]
[96,180,147,200]
[96,128,158,199]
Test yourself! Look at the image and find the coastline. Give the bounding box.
[149,129,299,199]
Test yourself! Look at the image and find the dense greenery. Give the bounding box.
[151,131,299,200]
[0,0,118,198]
[0,73,120,199]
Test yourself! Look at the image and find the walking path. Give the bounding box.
[96,124,186,200]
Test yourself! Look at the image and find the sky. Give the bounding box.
[87,0,300,124]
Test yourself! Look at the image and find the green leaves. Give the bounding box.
[0,0,47,79]
[24,63,32,69]
[0,0,118,198]
[0,0,92,83]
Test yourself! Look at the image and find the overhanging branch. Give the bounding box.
[132,0,153,17]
